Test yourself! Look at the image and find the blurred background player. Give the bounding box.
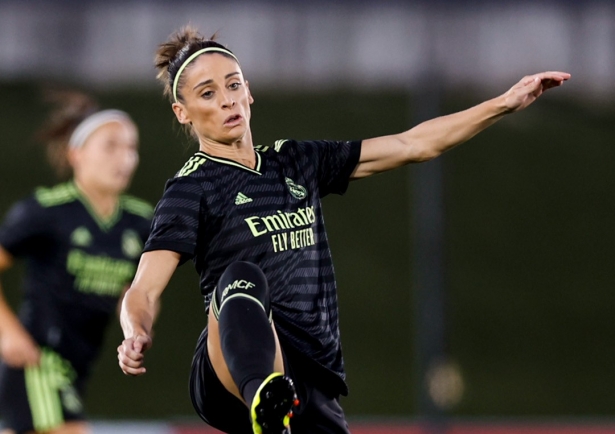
[117,27,569,434]
[0,90,152,434]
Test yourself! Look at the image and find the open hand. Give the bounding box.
[117,334,152,376]
[502,71,571,113]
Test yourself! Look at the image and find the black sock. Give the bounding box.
[216,262,276,406]
[243,378,266,408]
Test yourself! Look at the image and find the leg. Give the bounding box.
[0,363,36,434]
[0,421,90,434]
[207,309,285,402]
[207,261,284,403]
[49,421,90,434]
[206,262,297,433]
[0,352,87,434]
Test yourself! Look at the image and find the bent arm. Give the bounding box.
[352,71,570,179]
[0,245,40,367]
[0,246,17,334]
[118,249,180,375]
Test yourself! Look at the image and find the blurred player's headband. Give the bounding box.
[68,110,132,149]
[172,47,239,103]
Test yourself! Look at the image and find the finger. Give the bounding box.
[118,354,146,374]
[133,340,143,353]
[134,335,152,352]
[520,76,542,93]
[521,75,537,86]
[542,71,571,79]
[120,362,147,376]
[542,78,564,90]
[535,73,570,85]
[118,352,145,369]
[119,346,144,362]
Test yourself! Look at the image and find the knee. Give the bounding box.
[214,261,270,317]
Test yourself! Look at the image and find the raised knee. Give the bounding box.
[213,261,270,319]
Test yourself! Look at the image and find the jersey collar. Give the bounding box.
[69,181,121,232]
[196,149,263,176]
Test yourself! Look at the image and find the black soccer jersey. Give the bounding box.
[144,139,361,392]
[0,182,152,376]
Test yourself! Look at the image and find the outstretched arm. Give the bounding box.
[352,71,571,179]
[118,250,180,376]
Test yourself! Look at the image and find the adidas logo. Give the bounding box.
[235,192,253,205]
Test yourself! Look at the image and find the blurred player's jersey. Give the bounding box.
[144,139,361,395]
[0,182,152,376]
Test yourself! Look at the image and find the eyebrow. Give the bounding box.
[193,72,241,90]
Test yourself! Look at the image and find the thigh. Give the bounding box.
[49,421,90,434]
[206,301,284,403]
[0,363,34,434]
[190,328,253,434]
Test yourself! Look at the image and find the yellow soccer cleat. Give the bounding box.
[251,373,299,434]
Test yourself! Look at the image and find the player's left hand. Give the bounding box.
[502,71,571,113]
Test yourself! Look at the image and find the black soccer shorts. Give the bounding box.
[0,348,85,434]
[190,328,351,434]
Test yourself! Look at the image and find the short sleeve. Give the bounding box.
[143,176,204,263]
[297,140,362,197]
[0,197,49,257]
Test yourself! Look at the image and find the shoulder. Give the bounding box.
[1,195,43,222]
[34,182,79,208]
[120,195,154,219]
[175,152,208,178]
[0,193,51,237]
[256,139,318,160]
[255,139,294,154]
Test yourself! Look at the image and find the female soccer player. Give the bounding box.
[117,27,569,434]
[0,91,152,434]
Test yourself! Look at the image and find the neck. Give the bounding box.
[199,130,255,169]
[73,179,119,219]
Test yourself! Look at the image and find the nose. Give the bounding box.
[120,147,139,171]
[222,91,235,109]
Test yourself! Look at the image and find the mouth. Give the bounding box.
[115,170,132,180]
[224,114,243,126]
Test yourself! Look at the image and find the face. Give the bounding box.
[172,53,254,145]
[69,120,139,194]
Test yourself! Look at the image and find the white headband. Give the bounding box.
[172,47,239,103]
[68,109,132,149]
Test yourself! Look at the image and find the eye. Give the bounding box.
[229,82,241,90]
[201,90,214,99]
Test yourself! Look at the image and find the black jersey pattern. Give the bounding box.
[144,139,361,392]
[0,182,152,376]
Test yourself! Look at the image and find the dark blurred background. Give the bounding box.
[1,0,614,428]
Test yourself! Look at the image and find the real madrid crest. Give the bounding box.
[122,230,143,259]
[70,227,92,247]
[285,177,307,200]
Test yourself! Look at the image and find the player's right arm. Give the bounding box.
[118,249,181,376]
[0,245,41,368]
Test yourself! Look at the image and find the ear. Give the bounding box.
[66,146,80,169]
[246,80,254,105]
[172,102,191,125]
